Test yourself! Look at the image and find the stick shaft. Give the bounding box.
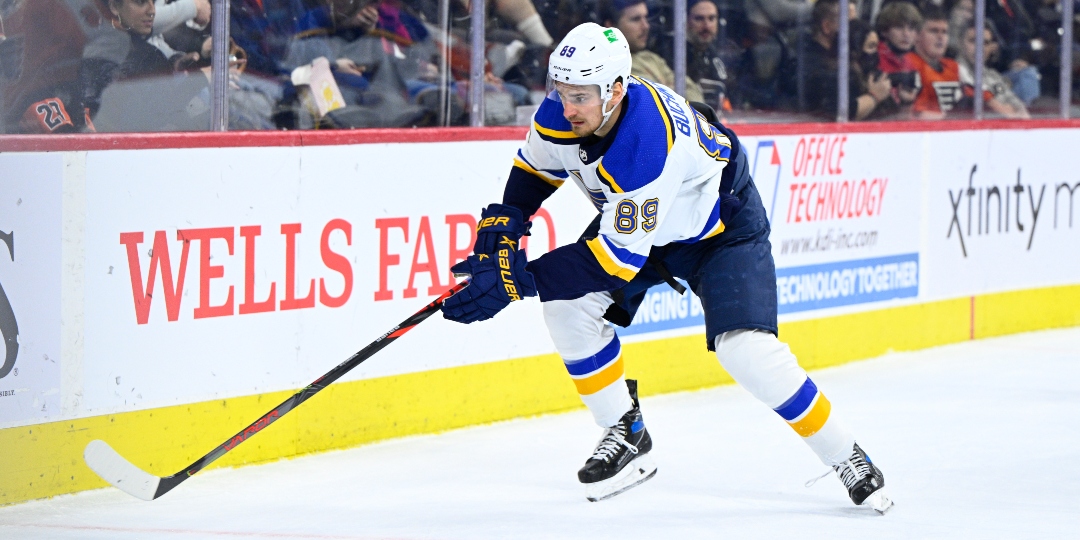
[154,282,467,497]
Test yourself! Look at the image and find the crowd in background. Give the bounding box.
[0,0,1076,133]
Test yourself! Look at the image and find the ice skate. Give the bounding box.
[578,380,657,502]
[834,442,894,515]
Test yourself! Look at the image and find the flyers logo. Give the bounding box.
[931,81,963,113]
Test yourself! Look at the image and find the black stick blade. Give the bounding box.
[84,440,164,501]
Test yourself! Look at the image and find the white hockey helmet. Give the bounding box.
[547,22,632,128]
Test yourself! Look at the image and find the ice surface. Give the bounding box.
[2,328,1079,539]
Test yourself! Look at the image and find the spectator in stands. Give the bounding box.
[493,0,555,47]
[106,0,166,73]
[151,0,210,58]
[906,5,960,118]
[1,0,109,133]
[875,1,920,111]
[405,0,554,89]
[733,0,808,110]
[532,0,587,45]
[231,0,371,81]
[154,0,210,35]
[78,0,222,130]
[3,0,215,132]
[684,0,732,114]
[230,0,312,80]
[946,0,973,57]
[847,19,902,119]
[224,0,431,128]
[948,0,1040,107]
[804,1,896,120]
[956,21,1029,118]
[906,4,1015,119]
[983,0,1036,79]
[393,0,554,125]
[803,0,843,114]
[292,0,441,127]
[601,0,704,102]
[744,0,811,44]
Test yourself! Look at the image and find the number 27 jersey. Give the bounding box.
[505,76,735,301]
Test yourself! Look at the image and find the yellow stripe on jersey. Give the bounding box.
[533,121,579,139]
[789,393,832,437]
[571,356,625,395]
[701,220,726,240]
[586,237,638,281]
[596,160,624,194]
[513,157,565,188]
[632,76,674,154]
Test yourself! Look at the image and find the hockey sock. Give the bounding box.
[544,293,632,427]
[715,329,855,466]
[565,334,632,428]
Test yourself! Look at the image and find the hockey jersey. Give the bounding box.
[503,76,736,301]
[908,53,966,115]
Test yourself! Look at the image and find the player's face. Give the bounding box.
[112,0,156,36]
[884,24,917,52]
[556,83,605,136]
[688,2,719,46]
[916,20,949,60]
[616,4,650,53]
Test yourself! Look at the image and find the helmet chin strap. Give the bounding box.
[597,91,620,132]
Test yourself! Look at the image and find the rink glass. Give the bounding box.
[0,0,1074,134]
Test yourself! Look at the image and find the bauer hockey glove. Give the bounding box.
[474,204,531,254]
[442,236,537,324]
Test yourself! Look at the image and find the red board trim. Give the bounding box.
[2,119,1079,153]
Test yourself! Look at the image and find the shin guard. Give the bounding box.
[715,329,854,466]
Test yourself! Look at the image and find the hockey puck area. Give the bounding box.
[3,327,1079,539]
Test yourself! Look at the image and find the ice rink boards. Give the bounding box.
[2,328,1078,539]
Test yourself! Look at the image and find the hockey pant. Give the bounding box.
[544,295,855,467]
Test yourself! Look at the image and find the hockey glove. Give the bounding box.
[442,236,537,324]
[474,204,531,254]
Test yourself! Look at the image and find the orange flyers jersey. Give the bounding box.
[907,53,964,114]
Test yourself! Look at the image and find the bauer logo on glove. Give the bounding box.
[478,216,511,230]
[473,203,531,255]
[443,235,537,324]
[497,238,522,300]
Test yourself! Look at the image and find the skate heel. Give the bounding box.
[863,489,894,515]
[832,442,894,514]
[584,453,657,502]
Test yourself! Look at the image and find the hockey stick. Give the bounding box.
[84,281,468,501]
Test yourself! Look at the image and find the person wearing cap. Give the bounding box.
[600,0,704,103]
[440,22,894,514]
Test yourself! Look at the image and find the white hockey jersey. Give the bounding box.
[503,76,735,300]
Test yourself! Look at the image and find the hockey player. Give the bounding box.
[441,22,894,514]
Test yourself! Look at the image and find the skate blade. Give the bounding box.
[584,453,657,502]
[863,490,895,515]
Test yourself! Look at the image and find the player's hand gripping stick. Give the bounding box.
[442,235,537,324]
